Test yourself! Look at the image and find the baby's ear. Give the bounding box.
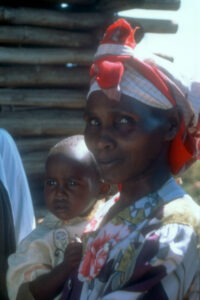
[164,106,182,141]
[98,181,111,198]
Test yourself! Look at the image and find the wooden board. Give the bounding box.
[0,0,180,10]
[0,26,94,47]
[0,47,94,65]
[0,88,87,108]
[0,109,85,136]
[0,7,110,29]
[22,150,47,176]
[123,17,178,33]
[0,66,90,87]
[16,136,64,153]
[97,0,180,11]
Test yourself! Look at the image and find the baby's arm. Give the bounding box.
[24,242,82,300]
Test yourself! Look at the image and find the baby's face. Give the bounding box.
[84,91,169,184]
[44,153,99,220]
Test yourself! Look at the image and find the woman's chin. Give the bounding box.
[100,170,124,185]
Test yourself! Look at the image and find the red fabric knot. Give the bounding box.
[90,60,124,89]
[100,18,138,49]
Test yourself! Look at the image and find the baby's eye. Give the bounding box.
[45,179,57,187]
[68,179,79,187]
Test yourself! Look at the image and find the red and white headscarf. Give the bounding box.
[88,18,200,175]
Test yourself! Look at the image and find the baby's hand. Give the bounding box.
[63,240,83,271]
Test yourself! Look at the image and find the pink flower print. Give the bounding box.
[79,223,130,281]
[83,216,101,234]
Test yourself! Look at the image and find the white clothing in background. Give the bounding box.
[0,129,35,244]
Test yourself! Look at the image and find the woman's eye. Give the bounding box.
[119,117,129,124]
[89,118,100,126]
[116,116,133,125]
[45,179,57,187]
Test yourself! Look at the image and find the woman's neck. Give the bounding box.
[99,151,172,228]
[100,160,171,229]
[119,157,171,209]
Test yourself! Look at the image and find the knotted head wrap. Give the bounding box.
[88,18,200,175]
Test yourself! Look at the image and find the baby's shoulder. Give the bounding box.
[17,213,61,249]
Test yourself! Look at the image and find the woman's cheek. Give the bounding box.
[85,130,96,150]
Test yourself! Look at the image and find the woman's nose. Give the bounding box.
[96,129,115,151]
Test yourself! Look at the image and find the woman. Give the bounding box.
[62,19,200,300]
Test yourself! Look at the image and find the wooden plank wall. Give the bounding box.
[0,1,179,218]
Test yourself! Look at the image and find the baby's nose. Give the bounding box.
[56,184,67,196]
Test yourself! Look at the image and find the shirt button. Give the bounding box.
[67,278,72,290]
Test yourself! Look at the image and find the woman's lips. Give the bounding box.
[97,158,122,168]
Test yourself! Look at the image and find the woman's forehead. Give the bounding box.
[86,91,157,116]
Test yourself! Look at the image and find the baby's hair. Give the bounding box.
[46,135,100,177]
[48,135,86,157]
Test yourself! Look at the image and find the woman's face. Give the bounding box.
[84,91,170,184]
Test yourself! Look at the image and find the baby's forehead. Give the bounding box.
[50,136,85,153]
[47,147,97,173]
[48,145,89,162]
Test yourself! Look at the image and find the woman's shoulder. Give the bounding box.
[162,194,200,235]
[83,194,119,234]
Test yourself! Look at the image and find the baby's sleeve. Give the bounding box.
[6,233,53,300]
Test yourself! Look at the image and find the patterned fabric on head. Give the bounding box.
[88,18,200,175]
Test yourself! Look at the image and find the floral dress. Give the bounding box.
[76,178,200,300]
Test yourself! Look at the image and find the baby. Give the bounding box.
[7,135,108,300]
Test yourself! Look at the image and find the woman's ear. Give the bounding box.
[164,106,182,141]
